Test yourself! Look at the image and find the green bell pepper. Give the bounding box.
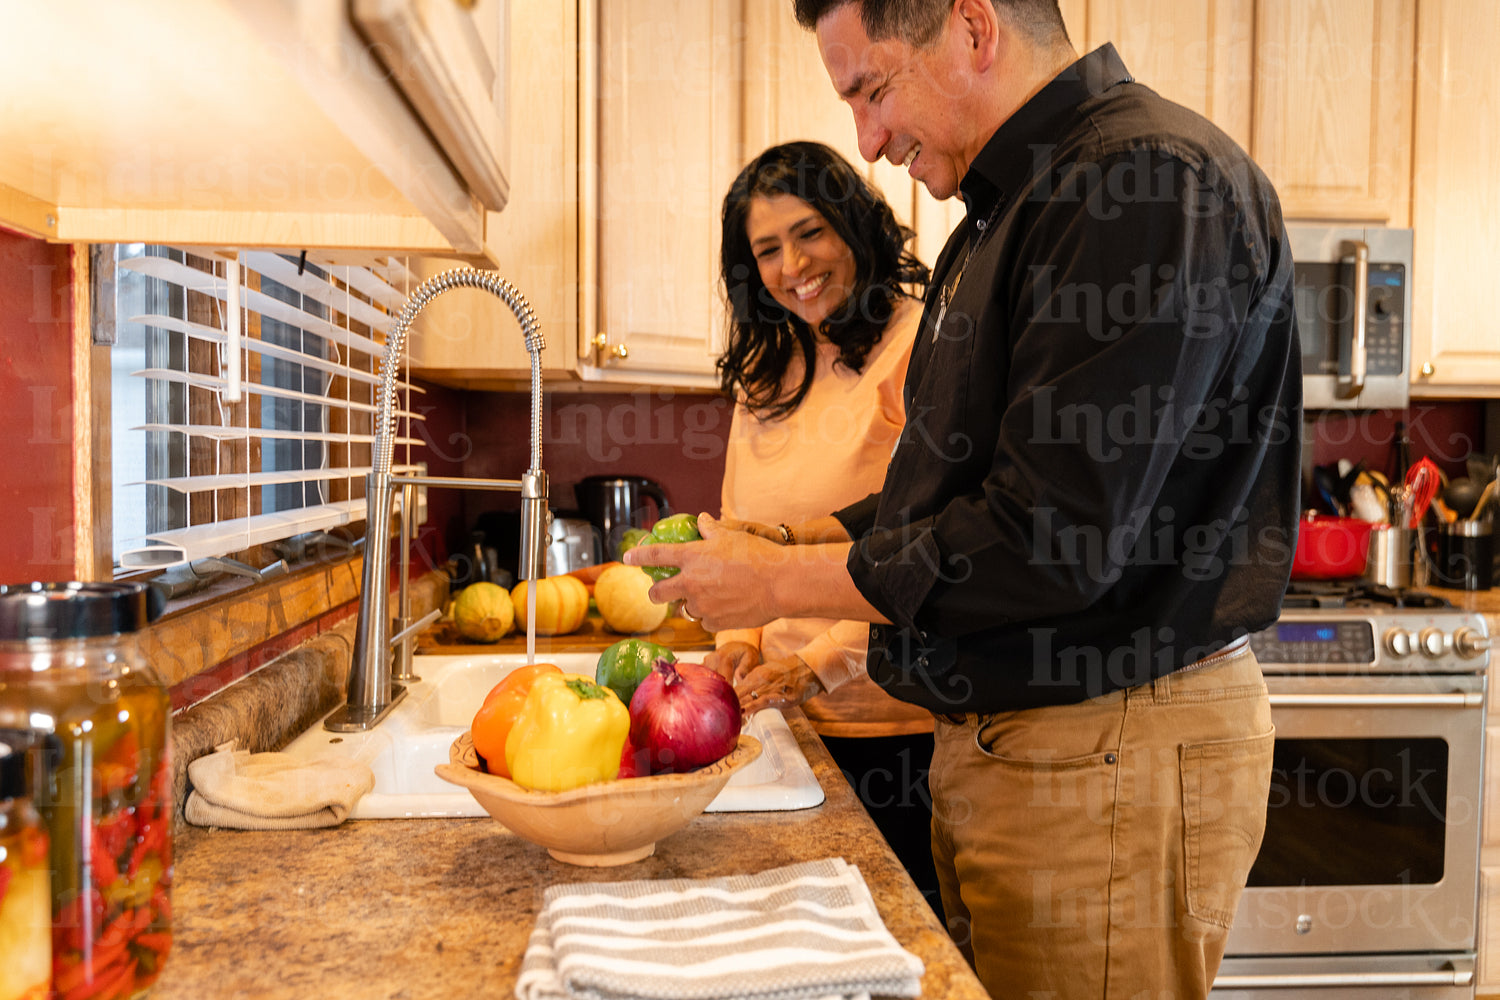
[644,513,701,582]
[596,638,676,707]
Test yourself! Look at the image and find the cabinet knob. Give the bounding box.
[1419,361,1435,377]
[592,333,628,365]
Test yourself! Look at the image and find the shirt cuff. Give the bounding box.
[834,492,881,540]
[845,520,943,634]
[714,627,762,650]
[795,623,870,694]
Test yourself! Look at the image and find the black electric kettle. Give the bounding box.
[573,475,672,561]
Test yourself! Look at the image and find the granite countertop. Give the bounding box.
[151,714,989,1000]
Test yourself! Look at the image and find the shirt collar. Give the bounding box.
[957,43,1134,224]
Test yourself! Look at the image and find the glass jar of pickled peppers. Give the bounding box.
[0,583,171,1000]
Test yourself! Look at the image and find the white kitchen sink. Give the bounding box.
[279,652,825,819]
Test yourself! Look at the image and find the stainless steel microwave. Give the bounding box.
[1289,225,1413,410]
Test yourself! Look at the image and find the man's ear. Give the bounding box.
[951,0,1002,73]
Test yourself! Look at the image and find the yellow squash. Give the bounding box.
[511,574,590,635]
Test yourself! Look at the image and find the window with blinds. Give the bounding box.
[107,246,425,571]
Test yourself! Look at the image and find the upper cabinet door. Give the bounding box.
[1074,0,1254,150]
[1409,0,1500,394]
[583,0,741,383]
[1250,0,1415,225]
[352,0,511,212]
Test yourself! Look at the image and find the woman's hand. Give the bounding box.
[734,654,824,714]
[702,641,761,685]
[713,517,783,544]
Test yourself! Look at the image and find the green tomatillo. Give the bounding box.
[643,513,701,582]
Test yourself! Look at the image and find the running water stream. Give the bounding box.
[525,584,537,665]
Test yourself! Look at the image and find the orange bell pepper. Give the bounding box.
[470,662,561,777]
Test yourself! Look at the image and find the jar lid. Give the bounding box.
[0,582,166,640]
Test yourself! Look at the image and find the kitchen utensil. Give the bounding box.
[1365,525,1417,589]
[1442,477,1482,519]
[1311,464,1347,516]
[1402,457,1441,527]
[544,513,602,576]
[573,475,672,560]
[1348,482,1388,524]
[1433,519,1494,591]
[1473,479,1498,521]
[435,730,761,866]
[1292,513,1377,579]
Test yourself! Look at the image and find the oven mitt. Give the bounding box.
[185,739,374,830]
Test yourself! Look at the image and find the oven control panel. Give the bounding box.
[1250,611,1490,674]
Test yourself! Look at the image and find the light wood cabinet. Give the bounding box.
[1250,0,1415,226]
[1073,0,1414,227]
[1409,0,1500,396]
[578,0,742,387]
[0,0,510,257]
[406,0,580,384]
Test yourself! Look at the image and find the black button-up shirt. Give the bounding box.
[836,45,1301,713]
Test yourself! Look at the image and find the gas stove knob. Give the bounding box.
[1384,628,1415,657]
[1418,627,1449,658]
[1453,627,1492,660]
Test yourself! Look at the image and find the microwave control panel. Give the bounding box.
[1361,263,1406,376]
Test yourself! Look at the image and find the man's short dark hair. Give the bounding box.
[792,0,1069,48]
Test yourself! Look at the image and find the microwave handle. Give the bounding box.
[1337,240,1369,398]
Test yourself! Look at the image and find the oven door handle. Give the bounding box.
[1337,239,1370,398]
[1268,691,1484,708]
[1214,966,1473,989]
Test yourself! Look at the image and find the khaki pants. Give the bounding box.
[929,644,1273,1000]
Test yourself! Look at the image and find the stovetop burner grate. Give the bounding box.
[1282,580,1454,610]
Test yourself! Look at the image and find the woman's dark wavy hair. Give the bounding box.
[718,141,929,420]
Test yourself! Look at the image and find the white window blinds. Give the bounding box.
[109,246,425,570]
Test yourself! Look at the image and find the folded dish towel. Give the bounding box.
[515,857,924,1000]
[184,740,374,830]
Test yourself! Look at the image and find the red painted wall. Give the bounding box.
[454,389,733,559]
[1306,403,1488,483]
[0,228,77,582]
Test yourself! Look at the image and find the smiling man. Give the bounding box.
[625,2,1301,996]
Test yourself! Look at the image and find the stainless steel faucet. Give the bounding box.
[326,268,549,732]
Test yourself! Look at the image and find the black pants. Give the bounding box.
[821,732,943,923]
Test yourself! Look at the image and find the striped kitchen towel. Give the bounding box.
[514,857,924,1000]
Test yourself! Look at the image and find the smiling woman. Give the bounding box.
[707,140,943,915]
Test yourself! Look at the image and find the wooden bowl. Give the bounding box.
[435,731,761,866]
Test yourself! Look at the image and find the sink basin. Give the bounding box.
[279,652,824,819]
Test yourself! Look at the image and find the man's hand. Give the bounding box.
[624,513,790,632]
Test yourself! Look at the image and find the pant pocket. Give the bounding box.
[1179,728,1275,928]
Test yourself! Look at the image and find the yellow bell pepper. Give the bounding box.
[504,673,630,791]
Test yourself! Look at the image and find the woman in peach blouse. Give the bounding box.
[704,141,940,913]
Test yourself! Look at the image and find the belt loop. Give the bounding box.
[1151,669,1171,704]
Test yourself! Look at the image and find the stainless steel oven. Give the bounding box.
[1290,225,1413,410]
[1213,585,1490,997]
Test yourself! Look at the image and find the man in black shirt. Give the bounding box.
[627,1,1299,995]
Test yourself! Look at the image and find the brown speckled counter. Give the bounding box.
[152,715,990,1000]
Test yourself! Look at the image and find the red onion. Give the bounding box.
[628,658,742,774]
